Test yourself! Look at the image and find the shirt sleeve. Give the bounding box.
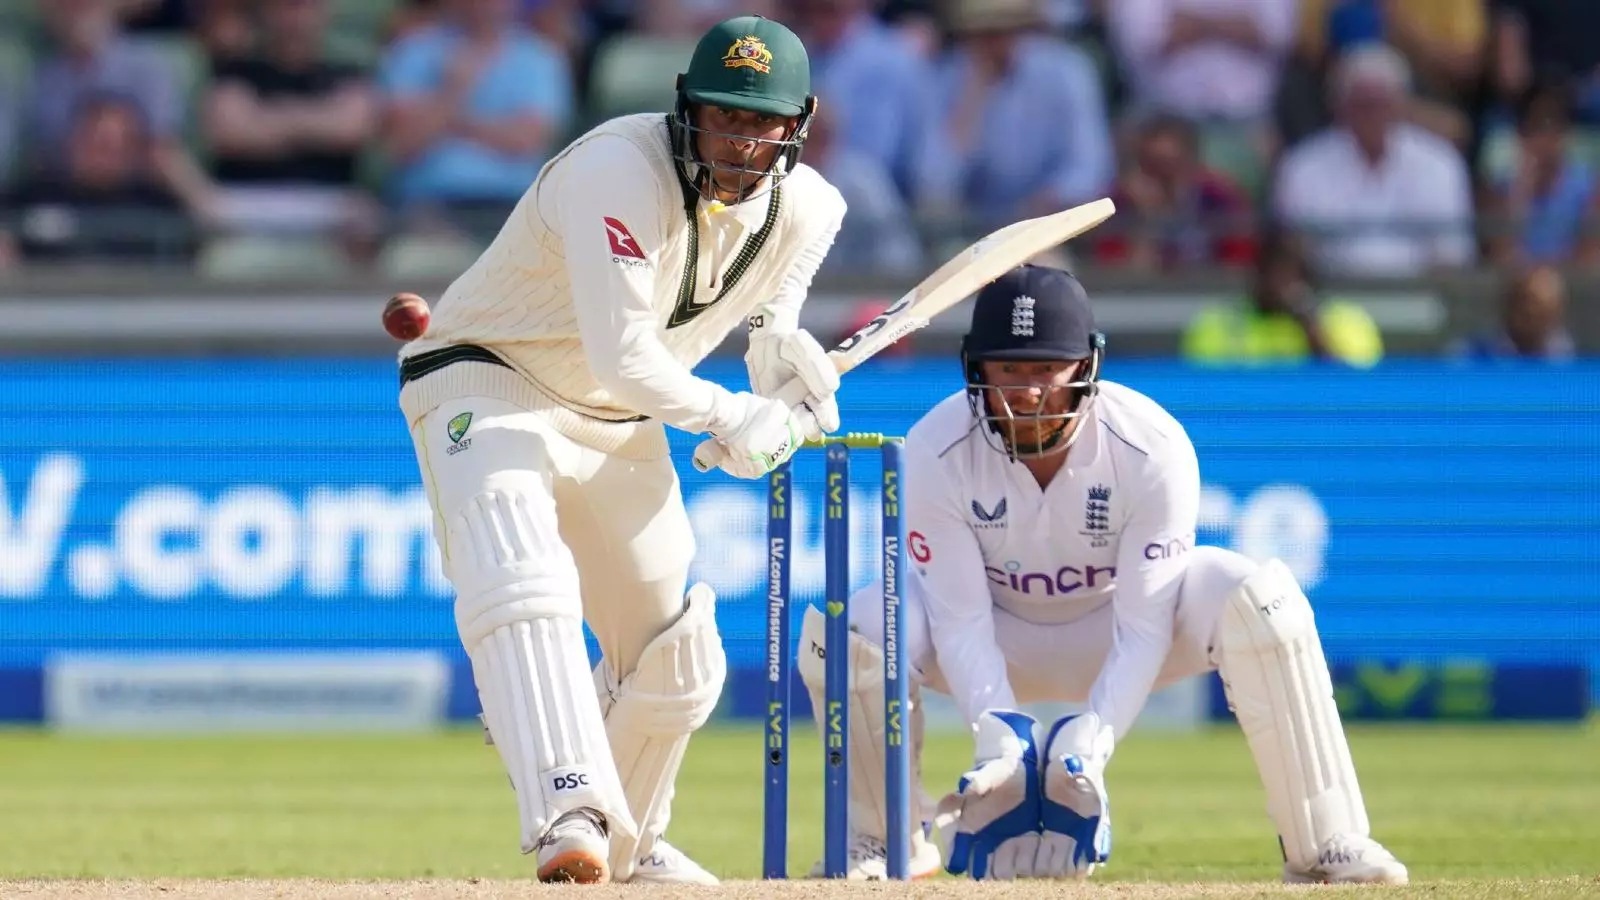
[1106,0,1170,68]
[378,35,439,97]
[747,184,845,334]
[547,135,744,435]
[1087,431,1202,740]
[1254,0,1300,55]
[516,39,575,126]
[1426,144,1476,267]
[1044,45,1114,205]
[133,47,183,139]
[905,434,1017,726]
[1270,144,1314,224]
[909,62,965,209]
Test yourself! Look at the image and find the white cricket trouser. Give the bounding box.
[849,546,1258,703]
[403,390,697,851]
[411,395,696,676]
[406,391,702,862]
[847,547,1382,877]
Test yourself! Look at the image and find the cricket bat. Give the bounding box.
[692,197,1116,472]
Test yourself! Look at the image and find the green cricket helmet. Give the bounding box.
[669,15,816,201]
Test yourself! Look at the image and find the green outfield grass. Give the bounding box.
[0,722,1595,883]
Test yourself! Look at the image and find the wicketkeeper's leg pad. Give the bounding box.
[450,480,637,856]
[1211,558,1370,873]
[798,604,930,845]
[595,582,727,880]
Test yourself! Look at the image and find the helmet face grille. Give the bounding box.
[667,102,810,203]
[963,345,1103,461]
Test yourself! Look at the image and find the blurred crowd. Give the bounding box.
[0,0,1587,361]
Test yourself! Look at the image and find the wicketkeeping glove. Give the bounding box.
[1036,713,1113,879]
[936,710,1045,880]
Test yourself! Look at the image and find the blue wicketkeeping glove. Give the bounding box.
[935,710,1045,880]
[1036,713,1113,879]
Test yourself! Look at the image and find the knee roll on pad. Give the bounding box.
[597,583,728,879]
[449,486,584,643]
[1213,558,1370,872]
[797,605,929,843]
[449,484,636,854]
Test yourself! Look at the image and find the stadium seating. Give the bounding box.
[132,33,208,158]
[1477,124,1600,183]
[199,233,354,280]
[376,233,485,280]
[1199,123,1270,203]
[0,31,31,185]
[584,34,700,127]
[329,0,399,39]
[0,1,40,45]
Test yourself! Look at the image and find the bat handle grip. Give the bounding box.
[691,375,817,474]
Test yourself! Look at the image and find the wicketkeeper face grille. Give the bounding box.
[963,349,1102,461]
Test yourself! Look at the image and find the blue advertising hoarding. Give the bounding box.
[0,358,1593,724]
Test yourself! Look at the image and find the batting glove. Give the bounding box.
[693,321,839,474]
[697,392,804,480]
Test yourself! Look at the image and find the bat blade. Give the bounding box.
[690,197,1116,474]
[826,197,1115,373]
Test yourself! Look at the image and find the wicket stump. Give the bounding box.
[763,433,911,880]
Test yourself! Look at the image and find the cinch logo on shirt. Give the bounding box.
[986,561,1117,595]
[1144,534,1193,560]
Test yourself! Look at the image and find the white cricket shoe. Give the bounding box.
[807,830,943,880]
[1284,834,1409,885]
[535,808,610,884]
[626,837,720,885]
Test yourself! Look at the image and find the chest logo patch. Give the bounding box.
[1083,484,1111,548]
[971,498,1007,529]
[603,217,648,266]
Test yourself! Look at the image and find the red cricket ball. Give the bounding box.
[382,292,431,341]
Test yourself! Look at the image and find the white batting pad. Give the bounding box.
[450,484,637,855]
[798,605,928,843]
[596,583,727,880]
[1212,558,1370,872]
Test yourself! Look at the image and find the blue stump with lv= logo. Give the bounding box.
[762,434,912,880]
[824,443,849,878]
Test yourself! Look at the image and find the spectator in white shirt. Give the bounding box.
[1272,43,1475,277]
[1106,0,1298,123]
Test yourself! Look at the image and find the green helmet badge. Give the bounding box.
[723,34,774,75]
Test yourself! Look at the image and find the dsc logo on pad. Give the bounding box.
[547,766,594,793]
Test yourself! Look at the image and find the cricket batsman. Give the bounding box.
[800,264,1409,884]
[395,15,846,884]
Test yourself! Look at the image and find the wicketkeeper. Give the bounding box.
[801,264,1408,883]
